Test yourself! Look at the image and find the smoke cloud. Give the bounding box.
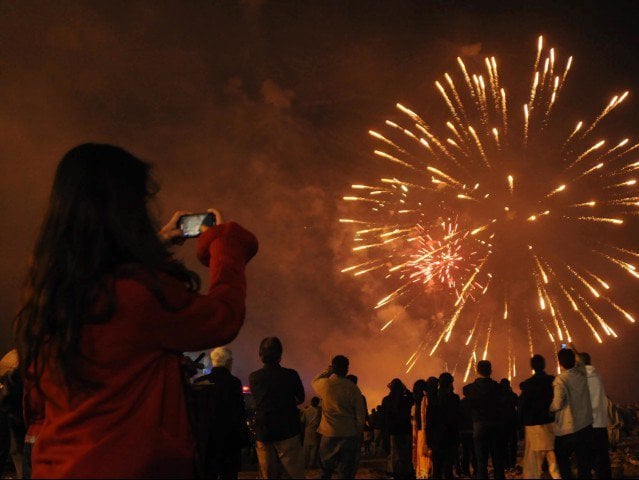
[2,1,639,406]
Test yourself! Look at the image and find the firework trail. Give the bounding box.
[340,36,638,378]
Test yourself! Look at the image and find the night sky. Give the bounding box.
[2,0,639,406]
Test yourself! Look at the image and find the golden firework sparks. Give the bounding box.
[340,36,638,372]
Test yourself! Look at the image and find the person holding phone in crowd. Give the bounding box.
[15,143,258,478]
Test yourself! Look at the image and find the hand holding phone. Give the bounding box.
[159,210,191,244]
[178,213,217,238]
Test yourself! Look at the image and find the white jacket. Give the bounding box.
[550,366,593,436]
[585,365,610,428]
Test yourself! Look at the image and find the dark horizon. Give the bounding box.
[2,0,639,407]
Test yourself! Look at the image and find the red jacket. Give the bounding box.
[31,222,258,479]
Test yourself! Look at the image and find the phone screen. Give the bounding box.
[561,343,567,349]
[178,213,215,238]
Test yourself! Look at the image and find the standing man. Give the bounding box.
[372,405,384,455]
[431,372,460,479]
[301,397,322,469]
[249,337,305,479]
[459,394,477,478]
[499,378,519,472]
[462,360,505,480]
[550,348,593,479]
[192,347,249,479]
[381,378,415,479]
[577,352,612,479]
[519,354,560,479]
[312,355,366,479]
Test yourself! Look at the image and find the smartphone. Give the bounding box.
[178,213,216,238]
[561,343,567,349]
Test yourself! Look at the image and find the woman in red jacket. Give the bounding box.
[14,143,258,478]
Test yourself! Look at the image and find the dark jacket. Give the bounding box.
[462,377,503,425]
[249,363,305,442]
[429,391,460,448]
[519,371,555,426]
[192,367,249,474]
[381,391,414,435]
[502,387,519,429]
[459,396,473,435]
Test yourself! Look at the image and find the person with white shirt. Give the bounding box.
[550,348,593,479]
[577,352,612,479]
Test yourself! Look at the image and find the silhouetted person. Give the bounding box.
[346,373,368,468]
[312,355,366,479]
[577,352,612,479]
[347,375,369,420]
[381,378,415,479]
[411,379,430,479]
[0,369,24,478]
[499,378,519,471]
[551,348,592,479]
[458,395,477,477]
[249,337,305,479]
[431,373,459,479]
[372,405,385,455]
[301,397,322,468]
[519,354,560,479]
[192,347,248,479]
[462,360,505,479]
[0,409,8,476]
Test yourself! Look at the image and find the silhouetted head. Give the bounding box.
[311,397,320,407]
[259,337,283,365]
[500,378,511,390]
[388,378,405,394]
[439,372,454,391]
[413,379,427,399]
[331,355,349,377]
[477,360,492,377]
[346,374,358,385]
[210,347,233,371]
[531,354,546,373]
[425,376,439,398]
[15,144,199,392]
[577,352,591,366]
[557,348,576,370]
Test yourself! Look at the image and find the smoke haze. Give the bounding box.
[2,0,639,406]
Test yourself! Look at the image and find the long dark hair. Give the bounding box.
[15,144,199,393]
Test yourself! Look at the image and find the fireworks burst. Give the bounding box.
[340,36,638,380]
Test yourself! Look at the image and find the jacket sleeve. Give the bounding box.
[311,369,332,396]
[151,222,258,351]
[549,377,566,413]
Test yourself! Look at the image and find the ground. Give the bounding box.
[237,420,639,479]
